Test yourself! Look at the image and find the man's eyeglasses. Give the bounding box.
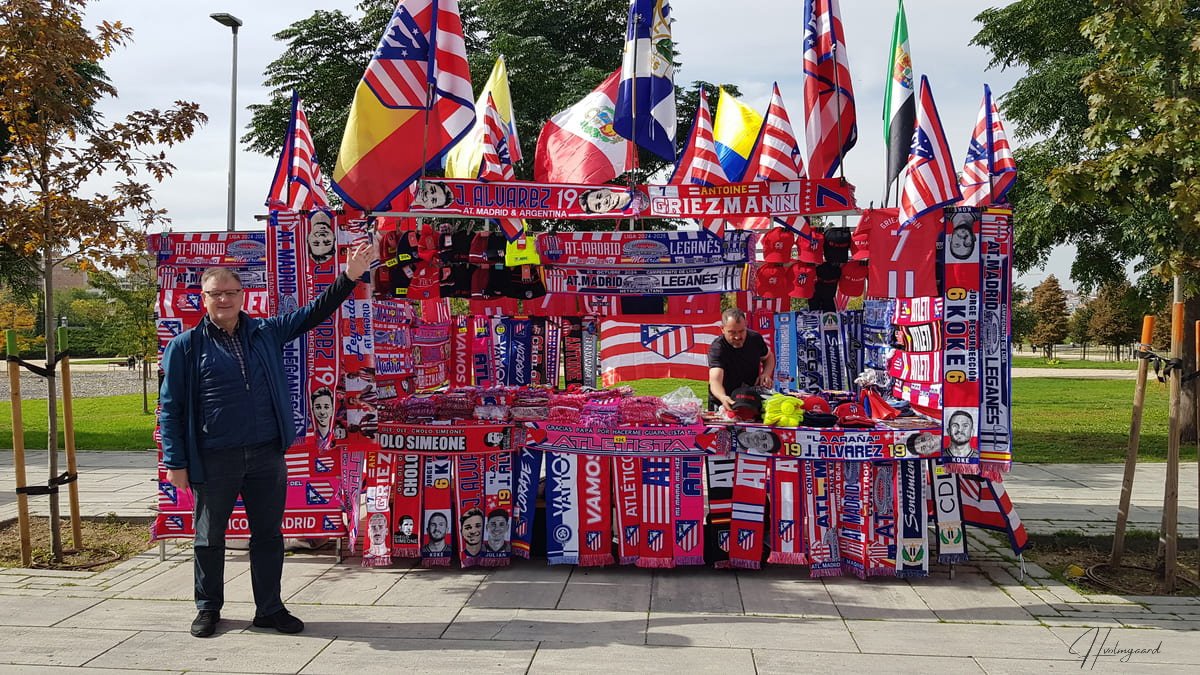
[203,289,243,300]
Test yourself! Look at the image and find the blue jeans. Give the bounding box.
[192,441,286,616]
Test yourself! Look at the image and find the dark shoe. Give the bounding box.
[190,609,220,638]
[252,608,304,634]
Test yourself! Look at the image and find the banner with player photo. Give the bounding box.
[941,206,983,474]
[643,178,858,218]
[407,178,641,220]
[729,425,940,461]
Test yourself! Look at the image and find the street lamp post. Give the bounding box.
[211,12,242,232]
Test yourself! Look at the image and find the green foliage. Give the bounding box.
[0,393,156,452]
[1087,280,1140,347]
[1067,300,1093,345]
[1029,275,1069,356]
[1011,284,1037,347]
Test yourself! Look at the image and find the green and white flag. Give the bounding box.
[883,0,915,203]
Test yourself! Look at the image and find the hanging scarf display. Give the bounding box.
[767,458,807,565]
[390,453,422,559]
[893,296,943,325]
[545,451,581,565]
[361,449,394,567]
[340,449,366,553]
[841,310,864,392]
[562,316,584,387]
[637,456,675,568]
[728,454,770,570]
[582,317,599,388]
[491,316,510,387]
[795,312,825,392]
[613,455,642,565]
[979,208,1014,478]
[705,455,736,568]
[420,455,454,567]
[471,315,495,388]
[932,460,968,564]
[266,211,308,440]
[373,300,413,386]
[306,212,341,453]
[837,462,872,579]
[672,457,705,565]
[942,207,983,474]
[578,454,615,566]
[819,312,847,391]
[545,316,562,386]
[886,349,943,385]
[867,462,897,576]
[804,460,841,577]
[511,441,543,559]
[896,459,929,578]
[481,447,514,567]
[454,454,485,568]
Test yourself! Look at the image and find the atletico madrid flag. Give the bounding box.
[742,82,807,231]
[332,0,475,212]
[265,92,329,211]
[478,93,525,242]
[959,84,1017,207]
[898,75,961,228]
[670,88,727,235]
[803,0,857,179]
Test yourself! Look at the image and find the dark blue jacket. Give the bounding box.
[158,273,356,484]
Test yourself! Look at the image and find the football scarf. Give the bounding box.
[511,442,543,559]
[942,207,983,474]
[893,296,943,325]
[728,454,769,570]
[471,316,495,388]
[266,212,308,441]
[836,462,872,579]
[491,316,510,387]
[373,300,413,384]
[502,317,532,386]
[673,457,706,565]
[361,449,394,567]
[582,317,599,388]
[795,312,825,392]
[545,452,581,565]
[529,317,548,385]
[932,460,968,564]
[819,312,847,391]
[338,220,376,453]
[536,230,732,266]
[450,315,471,387]
[841,310,864,391]
[768,458,807,565]
[454,454,485,568]
[545,317,563,386]
[893,322,944,352]
[613,455,642,565]
[390,453,422,559]
[896,459,929,578]
[578,454,615,567]
[868,462,897,577]
[886,349,943,385]
[805,460,841,577]
[704,455,736,568]
[979,208,1014,478]
[562,316,584,387]
[637,456,675,568]
[542,265,746,296]
[892,381,943,410]
[307,213,341,453]
[420,455,454,567]
[340,448,366,553]
[773,311,797,391]
[481,449,514,565]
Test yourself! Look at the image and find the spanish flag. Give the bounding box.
[443,55,522,178]
[332,0,476,212]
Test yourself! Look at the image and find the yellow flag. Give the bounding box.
[712,88,764,182]
[443,56,522,178]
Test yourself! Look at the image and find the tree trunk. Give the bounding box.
[142,358,150,414]
[41,248,62,562]
[1181,296,1198,444]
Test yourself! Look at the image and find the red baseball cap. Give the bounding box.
[801,394,831,414]
[851,218,870,261]
[789,263,817,299]
[755,264,793,299]
[838,260,869,296]
[797,230,824,265]
[761,227,796,263]
[835,402,875,428]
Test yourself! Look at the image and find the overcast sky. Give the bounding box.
[82,0,1075,289]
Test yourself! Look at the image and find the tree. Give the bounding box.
[1067,300,1093,359]
[973,0,1198,438]
[0,0,205,561]
[86,263,158,412]
[1088,280,1139,359]
[1010,284,1036,352]
[1029,275,1069,359]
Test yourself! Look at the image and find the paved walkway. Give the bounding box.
[1,451,1198,673]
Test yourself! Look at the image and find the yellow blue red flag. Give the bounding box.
[332,0,475,211]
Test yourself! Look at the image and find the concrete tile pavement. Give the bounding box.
[0,451,1198,673]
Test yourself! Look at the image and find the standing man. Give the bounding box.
[707,308,775,411]
[159,243,374,638]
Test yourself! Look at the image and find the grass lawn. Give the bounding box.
[0,378,1189,463]
[0,394,156,452]
[1011,356,1137,370]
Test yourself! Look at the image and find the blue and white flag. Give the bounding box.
[613,0,677,162]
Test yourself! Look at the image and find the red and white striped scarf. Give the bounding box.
[613,456,642,565]
[767,458,807,565]
[637,456,675,568]
[578,454,614,566]
[729,454,769,569]
[672,457,706,565]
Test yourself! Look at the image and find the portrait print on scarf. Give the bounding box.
[942,206,983,474]
[420,455,454,567]
[390,453,422,559]
[361,449,394,567]
[481,446,514,567]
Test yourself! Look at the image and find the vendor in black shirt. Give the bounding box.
[707,308,775,411]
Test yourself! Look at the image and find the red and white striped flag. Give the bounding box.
[534,69,634,184]
[479,93,525,242]
[743,82,807,231]
[959,475,1028,554]
[803,0,857,178]
[899,75,961,228]
[671,88,727,235]
[959,84,1017,207]
[600,316,721,385]
[266,92,329,211]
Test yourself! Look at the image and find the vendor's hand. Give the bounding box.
[756,372,774,388]
[345,242,375,281]
[166,467,190,492]
[720,395,735,412]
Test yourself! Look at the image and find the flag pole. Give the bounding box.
[626,9,643,234]
[831,40,847,184]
